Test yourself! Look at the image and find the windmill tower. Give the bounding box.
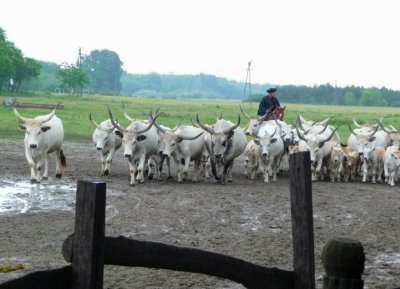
[243,61,252,101]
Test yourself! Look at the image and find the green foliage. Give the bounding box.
[57,63,90,95]
[82,49,123,95]
[344,92,356,105]
[358,88,387,106]
[0,27,41,92]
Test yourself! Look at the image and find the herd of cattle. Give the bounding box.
[12,103,400,187]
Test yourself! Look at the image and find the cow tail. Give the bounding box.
[60,149,67,168]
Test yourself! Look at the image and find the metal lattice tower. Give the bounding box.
[243,61,252,101]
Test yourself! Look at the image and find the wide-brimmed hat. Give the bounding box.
[266,87,277,93]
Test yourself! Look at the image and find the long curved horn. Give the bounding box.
[352,117,362,128]
[190,116,200,128]
[178,131,204,141]
[223,115,241,134]
[317,121,330,134]
[40,108,57,124]
[348,124,358,137]
[122,104,136,122]
[390,125,398,131]
[376,119,393,134]
[153,122,168,134]
[272,113,282,129]
[13,107,28,122]
[239,104,251,120]
[266,127,277,138]
[319,127,338,143]
[137,112,162,134]
[171,114,189,132]
[318,116,332,126]
[368,124,379,138]
[196,114,215,135]
[295,126,309,142]
[89,113,99,128]
[107,106,125,132]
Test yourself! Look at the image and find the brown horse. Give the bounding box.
[264,105,286,121]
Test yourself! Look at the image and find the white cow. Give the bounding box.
[197,115,247,185]
[154,124,205,183]
[361,145,385,183]
[243,140,259,179]
[89,114,122,176]
[14,104,66,183]
[384,146,400,186]
[296,127,337,181]
[254,128,285,182]
[108,107,160,186]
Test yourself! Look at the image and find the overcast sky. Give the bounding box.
[1,0,399,89]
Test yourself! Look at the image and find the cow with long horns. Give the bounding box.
[154,119,205,183]
[89,114,122,176]
[196,114,247,184]
[14,103,66,183]
[108,106,160,186]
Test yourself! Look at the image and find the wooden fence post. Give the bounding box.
[71,180,106,289]
[321,238,365,289]
[289,151,315,289]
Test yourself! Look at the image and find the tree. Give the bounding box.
[57,63,90,95]
[82,49,123,95]
[344,92,356,105]
[0,27,42,92]
[358,88,388,107]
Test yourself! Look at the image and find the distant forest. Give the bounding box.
[20,61,400,107]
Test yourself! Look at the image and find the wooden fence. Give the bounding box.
[0,152,372,289]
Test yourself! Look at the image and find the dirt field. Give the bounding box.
[0,140,399,289]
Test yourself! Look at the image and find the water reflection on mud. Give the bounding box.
[0,178,119,220]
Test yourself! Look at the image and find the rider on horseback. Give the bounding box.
[257,87,280,117]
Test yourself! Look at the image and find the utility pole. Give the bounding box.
[77,47,83,96]
[243,61,252,102]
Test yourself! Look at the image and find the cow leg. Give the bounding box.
[192,158,201,183]
[128,161,137,186]
[100,152,106,175]
[35,157,46,183]
[25,148,37,183]
[42,154,50,179]
[105,149,116,176]
[137,155,147,183]
[221,159,233,185]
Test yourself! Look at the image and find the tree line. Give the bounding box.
[1,26,400,106]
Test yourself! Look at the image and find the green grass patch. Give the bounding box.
[2,95,400,143]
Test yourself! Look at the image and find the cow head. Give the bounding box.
[90,114,116,151]
[196,114,240,162]
[14,104,61,149]
[108,106,160,158]
[253,128,278,160]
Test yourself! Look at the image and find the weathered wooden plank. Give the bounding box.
[63,234,294,289]
[0,266,71,289]
[71,180,106,289]
[289,151,315,289]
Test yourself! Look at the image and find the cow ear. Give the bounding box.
[19,124,26,131]
[318,142,325,148]
[253,139,260,145]
[369,136,376,142]
[41,126,51,132]
[271,138,277,144]
[137,135,147,142]
[115,130,123,138]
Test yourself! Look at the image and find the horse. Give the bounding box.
[265,105,286,121]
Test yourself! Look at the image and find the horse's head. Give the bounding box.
[267,105,286,121]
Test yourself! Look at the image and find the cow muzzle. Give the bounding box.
[96,147,102,151]
[124,154,132,158]
[30,144,37,149]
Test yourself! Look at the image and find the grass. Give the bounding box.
[1,94,400,142]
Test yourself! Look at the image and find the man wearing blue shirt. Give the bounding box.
[257,87,280,116]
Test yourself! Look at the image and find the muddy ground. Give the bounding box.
[0,140,399,289]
